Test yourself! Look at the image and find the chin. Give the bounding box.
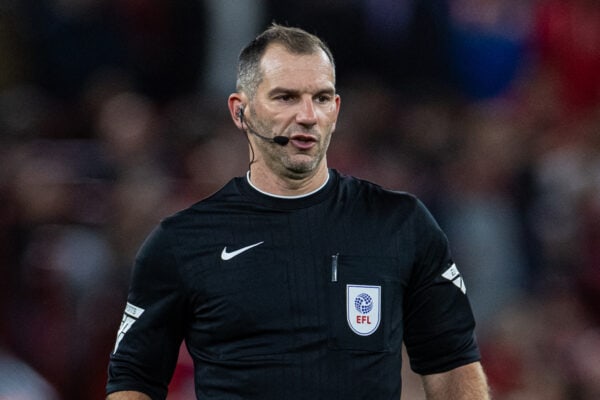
[287,157,318,171]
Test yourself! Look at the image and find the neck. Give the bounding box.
[248,164,330,197]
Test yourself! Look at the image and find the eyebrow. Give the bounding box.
[267,86,336,97]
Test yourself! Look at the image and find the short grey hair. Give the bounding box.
[236,23,336,98]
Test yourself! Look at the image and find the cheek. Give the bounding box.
[321,131,334,152]
[330,120,337,132]
[325,106,340,128]
[325,116,338,135]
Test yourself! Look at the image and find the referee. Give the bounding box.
[106,24,490,399]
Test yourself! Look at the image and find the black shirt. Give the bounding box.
[107,169,480,399]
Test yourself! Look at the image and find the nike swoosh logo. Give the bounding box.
[221,241,264,261]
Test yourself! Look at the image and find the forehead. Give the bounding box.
[258,44,335,91]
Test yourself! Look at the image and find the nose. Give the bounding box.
[295,97,317,127]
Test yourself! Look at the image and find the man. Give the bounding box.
[106,24,490,399]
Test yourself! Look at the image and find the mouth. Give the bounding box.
[289,134,317,150]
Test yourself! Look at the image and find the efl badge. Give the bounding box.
[347,285,381,336]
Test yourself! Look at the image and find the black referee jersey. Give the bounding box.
[106,169,480,399]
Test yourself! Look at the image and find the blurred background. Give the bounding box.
[1,0,599,399]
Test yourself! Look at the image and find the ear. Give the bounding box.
[228,93,247,129]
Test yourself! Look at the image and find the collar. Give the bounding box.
[236,169,339,210]
[245,170,331,199]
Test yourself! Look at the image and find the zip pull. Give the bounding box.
[331,253,339,282]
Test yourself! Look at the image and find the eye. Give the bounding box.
[275,94,294,102]
[315,94,333,104]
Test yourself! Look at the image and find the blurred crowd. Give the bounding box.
[1,0,600,399]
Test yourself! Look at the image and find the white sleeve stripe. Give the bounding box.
[442,263,467,294]
[113,302,145,354]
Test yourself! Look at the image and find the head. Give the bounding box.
[235,24,336,99]
[228,24,341,191]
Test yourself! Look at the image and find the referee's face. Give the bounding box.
[247,43,341,182]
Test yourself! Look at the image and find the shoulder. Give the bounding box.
[336,171,414,198]
[335,171,424,213]
[333,171,444,239]
[158,177,243,226]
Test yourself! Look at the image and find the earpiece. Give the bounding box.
[237,106,245,121]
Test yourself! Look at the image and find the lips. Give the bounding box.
[289,134,317,150]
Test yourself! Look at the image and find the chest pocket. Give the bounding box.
[327,255,404,353]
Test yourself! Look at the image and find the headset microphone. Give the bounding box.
[237,106,289,146]
[271,135,290,145]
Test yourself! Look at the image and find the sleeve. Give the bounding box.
[402,200,481,375]
[106,223,188,399]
